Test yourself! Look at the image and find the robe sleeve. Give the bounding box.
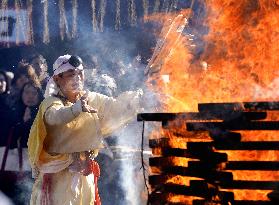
[44,100,83,126]
[89,90,142,136]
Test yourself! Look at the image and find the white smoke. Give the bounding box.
[113,120,151,205]
[0,191,14,205]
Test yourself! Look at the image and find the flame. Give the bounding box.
[146,0,279,203]
[147,1,279,112]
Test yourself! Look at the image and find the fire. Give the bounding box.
[146,0,279,112]
[146,0,279,203]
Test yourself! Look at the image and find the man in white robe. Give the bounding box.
[28,54,142,205]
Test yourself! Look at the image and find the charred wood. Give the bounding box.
[137,111,267,122]
[193,200,275,205]
[225,161,279,171]
[149,138,170,148]
[209,130,241,143]
[188,160,279,171]
[187,141,279,150]
[158,166,233,182]
[198,102,279,112]
[267,191,279,202]
[186,121,279,131]
[191,180,279,191]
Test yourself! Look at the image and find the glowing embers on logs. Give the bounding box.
[138,101,279,205]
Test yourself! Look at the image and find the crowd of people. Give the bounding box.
[0,52,146,205]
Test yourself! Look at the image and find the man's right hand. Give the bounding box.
[80,92,98,113]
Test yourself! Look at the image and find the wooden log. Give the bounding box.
[160,148,191,157]
[193,200,274,205]
[157,183,217,199]
[186,121,279,131]
[198,102,279,112]
[148,193,191,205]
[220,180,279,190]
[186,142,227,165]
[191,180,279,191]
[188,160,279,171]
[235,201,276,205]
[149,157,175,167]
[149,175,170,186]
[209,130,242,143]
[150,149,228,164]
[137,112,267,122]
[137,113,177,121]
[187,161,223,171]
[267,191,279,202]
[158,166,233,182]
[186,141,279,150]
[186,142,214,153]
[151,139,279,150]
[214,141,279,150]
[148,192,169,204]
[149,138,170,148]
[160,148,228,162]
[225,161,279,171]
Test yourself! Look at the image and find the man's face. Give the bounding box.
[55,69,84,94]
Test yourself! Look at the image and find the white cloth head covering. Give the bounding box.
[44,54,84,98]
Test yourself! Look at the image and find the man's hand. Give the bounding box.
[80,93,98,113]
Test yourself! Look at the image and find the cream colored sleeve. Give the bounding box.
[44,100,83,126]
[93,90,143,136]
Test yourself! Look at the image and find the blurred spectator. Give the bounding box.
[2,81,43,172]
[12,81,43,149]
[0,70,15,147]
[7,63,40,109]
[29,54,49,90]
[0,71,9,94]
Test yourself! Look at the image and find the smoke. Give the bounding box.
[111,120,152,205]
[13,175,33,205]
[0,148,33,204]
[0,0,188,205]
[65,7,159,205]
[0,191,14,205]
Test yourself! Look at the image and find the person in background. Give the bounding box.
[7,62,40,108]
[3,81,43,173]
[28,54,143,205]
[29,54,50,90]
[0,70,14,146]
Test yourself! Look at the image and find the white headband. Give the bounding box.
[44,54,83,98]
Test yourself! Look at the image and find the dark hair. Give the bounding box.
[12,62,40,87]
[29,54,47,65]
[0,70,11,94]
[19,81,44,106]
